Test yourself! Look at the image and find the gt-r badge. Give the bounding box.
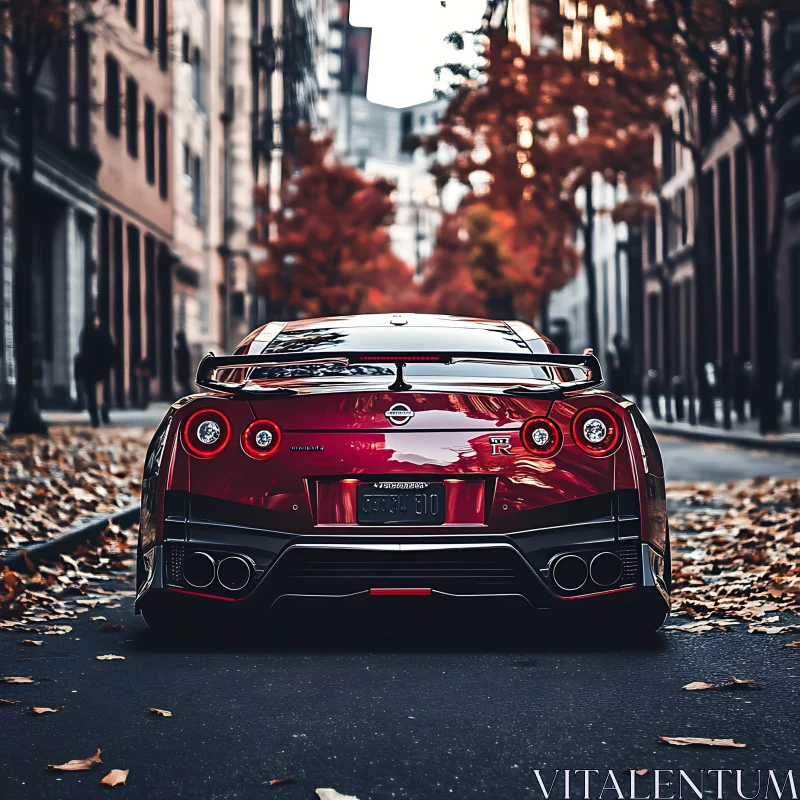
[385,403,414,426]
[489,435,513,456]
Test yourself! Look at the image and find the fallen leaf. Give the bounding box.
[682,681,713,691]
[316,790,361,800]
[269,777,294,786]
[32,707,61,714]
[659,736,746,748]
[785,641,800,648]
[91,616,107,621]
[147,707,172,717]
[1,676,33,684]
[635,770,648,776]
[100,768,129,787]
[22,640,43,646]
[96,654,125,661]
[1,698,21,705]
[722,676,759,690]
[48,748,103,771]
[100,623,124,633]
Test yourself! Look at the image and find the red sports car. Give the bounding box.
[135,314,670,635]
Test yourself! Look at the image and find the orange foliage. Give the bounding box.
[253,126,413,317]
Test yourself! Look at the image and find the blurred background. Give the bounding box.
[1,0,799,438]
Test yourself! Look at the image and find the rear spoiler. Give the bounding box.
[196,351,603,395]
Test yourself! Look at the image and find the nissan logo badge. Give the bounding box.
[385,403,414,426]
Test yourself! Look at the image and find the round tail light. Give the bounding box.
[182,409,231,458]
[242,420,282,459]
[571,407,622,456]
[521,417,562,457]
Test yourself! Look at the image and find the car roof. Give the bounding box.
[236,314,553,356]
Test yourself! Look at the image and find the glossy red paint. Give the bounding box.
[162,390,636,535]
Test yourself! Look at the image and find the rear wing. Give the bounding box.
[195,351,603,395]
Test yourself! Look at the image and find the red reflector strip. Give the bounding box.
[560,585,635,601]
[355,355,441,362]
[370,588,432,596]
[168,587,244,602]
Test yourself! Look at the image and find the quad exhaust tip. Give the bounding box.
[551,554,588,592]
[217,556,252,592]
[182,551,216,589]
[590,551,623,587]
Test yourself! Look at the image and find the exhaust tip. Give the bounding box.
[183,551,216,588]
[551,554,588,592]
[590,552,623,587]
[217,556,252,592]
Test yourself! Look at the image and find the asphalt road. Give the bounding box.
[1,438,799,800]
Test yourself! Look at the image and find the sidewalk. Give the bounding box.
[637,398,800,453]
[1,403,171,430]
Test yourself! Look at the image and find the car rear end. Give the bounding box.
[135,316,669,633]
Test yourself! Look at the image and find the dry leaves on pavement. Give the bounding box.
[669,478,800,633]
[0,698,21,705]
[100,769,129,787]
[32,707,61,714]
[97,654,125,661]
[48,748,103,771]
[659,736,746,748]
[0,427,150,551]
[147,707,172,717]
[269,778,294,786]
[1,676,33,684]
[682,676,759,691]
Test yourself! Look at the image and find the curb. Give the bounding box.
[649,423,800,454]
[0,502,141,572]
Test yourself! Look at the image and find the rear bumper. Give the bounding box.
[136,498,670,616]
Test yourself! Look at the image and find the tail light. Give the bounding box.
[571,407,622,456]
[182,409,231,458]
[521,417,562,457]
[241,419,282,459]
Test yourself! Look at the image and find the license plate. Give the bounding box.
[356,481,445,525]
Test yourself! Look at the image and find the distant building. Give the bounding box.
[0,13,99,407]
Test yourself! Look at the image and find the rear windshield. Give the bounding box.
[249,362,555,380]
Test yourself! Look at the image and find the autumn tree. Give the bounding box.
[423,22,659,338]
[415,212,486,317]
[254,127,413,318]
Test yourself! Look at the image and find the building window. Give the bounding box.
[192,155,203,221]
[792,247,800,358]
[76,27,90,149]
[181,33,190,63]
[144,0,155,50]
[679,189,687,245]
[126,76,139,158]
[144,99,155,184]
[158,112,168,199]
[105,55,120,136]
[192,47,203,108]
[183,142,192,176]
[158,0,168,71]
[126,0,137,29]
[661,119,675,181]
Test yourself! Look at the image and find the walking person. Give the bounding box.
[174,331,193,397]
[77,315,115,427]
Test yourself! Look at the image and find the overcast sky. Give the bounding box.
[348,0,486,108]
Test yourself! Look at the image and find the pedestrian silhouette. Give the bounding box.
[76,315,115,427]
[174,331,193,398]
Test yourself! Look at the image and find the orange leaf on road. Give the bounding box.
[32,707,61,714]
[96,654,125,661]
[1,676,33,684]
[682,681,713,691]
[48,748,103,771]
[659,736,745,748]
[100,769,129,786]
[147,707,172,717]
